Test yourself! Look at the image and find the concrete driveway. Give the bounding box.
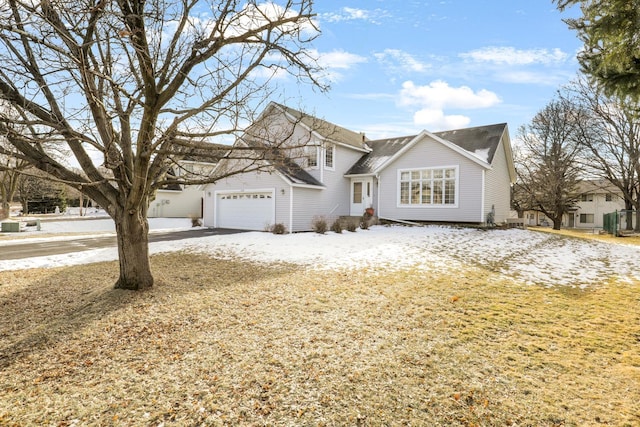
[0,228,246,260]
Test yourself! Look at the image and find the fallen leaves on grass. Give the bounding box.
[0,252,639,426]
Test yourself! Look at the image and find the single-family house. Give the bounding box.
[149,154,217,218]
[203,102,516,232]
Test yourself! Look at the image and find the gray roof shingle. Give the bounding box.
[346,123,507,175]
[273,154,324,187]
[345,135,417,175]
[434,123,507,164]
[243,139,324,187]
[273,103,368,150]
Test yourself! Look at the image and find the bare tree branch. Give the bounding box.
[0,0,324,289]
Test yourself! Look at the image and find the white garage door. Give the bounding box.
[216,191,275,230]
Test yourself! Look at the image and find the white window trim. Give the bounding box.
[324,144,335,171]
[396,166,459,208]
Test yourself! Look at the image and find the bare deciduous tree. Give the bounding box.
[15,167,67,214]
[563,78,640,231]
[0,0,324,289]
[0,104,34,218]
[515,98,586,230]
[0,144,29,219]
[510,145,538,219]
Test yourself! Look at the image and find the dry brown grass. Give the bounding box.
[1,252,639,426]
[531,226,640,247]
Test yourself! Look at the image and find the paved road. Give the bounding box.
[0,228,245,260]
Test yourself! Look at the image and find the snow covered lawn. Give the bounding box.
[186,225,640,288]
[2,217,640,288]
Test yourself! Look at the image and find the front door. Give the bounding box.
[350,178,373,216]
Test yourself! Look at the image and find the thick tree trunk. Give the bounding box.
[552,216,562,230]
[624,201,634,231]
[114,210,154,290]
[0,201,8,219]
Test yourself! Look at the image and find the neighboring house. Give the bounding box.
[203,102,516,232]
[570,180,627,229]
[523,180,626,229]
[149,156,217,218]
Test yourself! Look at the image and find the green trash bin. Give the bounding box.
[1,221,21,232]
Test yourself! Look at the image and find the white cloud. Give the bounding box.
[460,46,568,65]
[399,80,501,110]
[313,49,367,83]
[374,49,430,74]
[413,109,471,130]
[235,2,318,36]
[397,80,500,130]
[342,7,370,20]
[320,7,388,24]
[317,50,368,69]
[177,3,319,43]
[250,65,290,80]
[497,70,568,86]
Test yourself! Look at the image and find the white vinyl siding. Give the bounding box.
[483,138,513,224]
[149,160,216,218]
[204,143,364,232]
[149,187,203,218]
[377,134,485,223]
[571,189,624,229]
[290,145,363,231]
[290,187,324,232]
[203,169,290,230]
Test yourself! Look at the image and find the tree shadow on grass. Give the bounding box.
[0,252,297,371]
[0,261,130,370]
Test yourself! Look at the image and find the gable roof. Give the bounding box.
[241,138,324,187]
[434,123,507,164]
[269,102,369,151]
[344,135,418,175]
[345,123,509,176]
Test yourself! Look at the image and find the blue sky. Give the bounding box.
[280,1,582,140]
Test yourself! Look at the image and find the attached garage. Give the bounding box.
[215,190,275,230]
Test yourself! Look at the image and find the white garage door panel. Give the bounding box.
[216,192,274,230]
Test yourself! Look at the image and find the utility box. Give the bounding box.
[1,221,21,232]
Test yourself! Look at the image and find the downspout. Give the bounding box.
[201,189,207,226]
[289,185,294,233]
[375,174,381,218]
[480,170,486,223]
[319,146,324,184]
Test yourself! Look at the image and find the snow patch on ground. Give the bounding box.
[2,216,640,288]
